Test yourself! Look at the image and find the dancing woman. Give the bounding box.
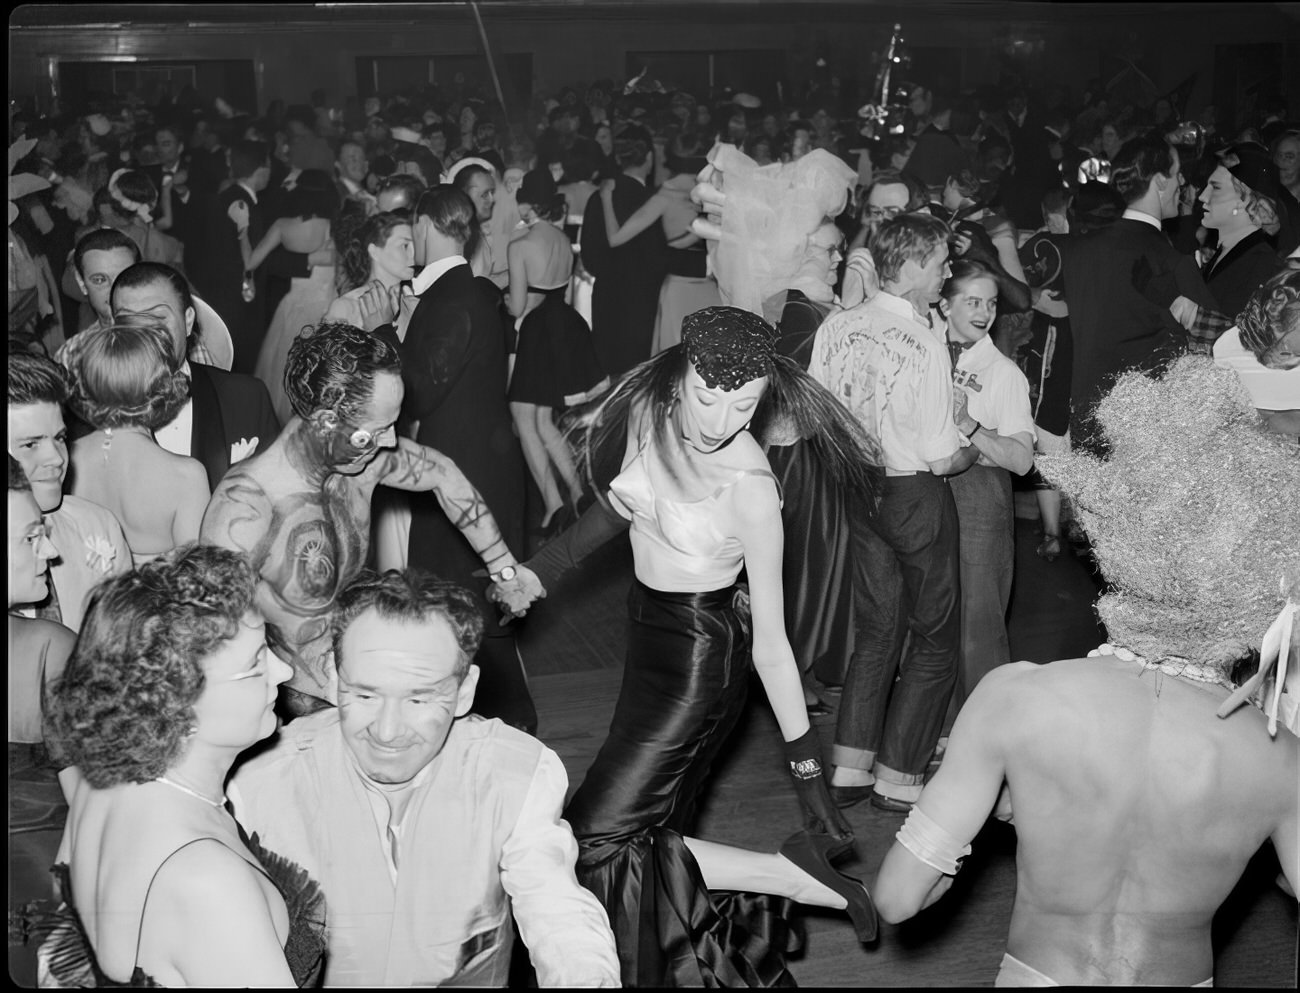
[507,307,882,986]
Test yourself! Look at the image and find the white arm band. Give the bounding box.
[896,804,972,876]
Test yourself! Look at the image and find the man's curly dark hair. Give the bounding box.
[46,544,260,788]
[283,321,401,423]
[331,569,484,680]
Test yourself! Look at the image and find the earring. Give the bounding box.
[1232,207,1240,216]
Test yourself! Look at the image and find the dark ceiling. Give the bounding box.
[12,1,1289,29]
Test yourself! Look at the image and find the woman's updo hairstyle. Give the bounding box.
[287,168,340,222]
[665,131,708,176]
[104,169,159,224]
[516,168,566,222]
[69,322,189,431]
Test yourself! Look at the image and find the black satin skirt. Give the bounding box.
[564,582,802,987]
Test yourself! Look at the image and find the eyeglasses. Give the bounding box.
[866,205,905,221]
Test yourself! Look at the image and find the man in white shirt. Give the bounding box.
[229,569,619,988]
[809,212,977,812]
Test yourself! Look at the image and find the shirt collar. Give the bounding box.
[1121,207,1162,231]
[412,254,468,295]
[873,289,932,327]
[236,180,259,205]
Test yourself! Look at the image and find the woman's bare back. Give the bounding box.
[71,433,210,557]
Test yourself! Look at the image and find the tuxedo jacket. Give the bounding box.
[401,263,525,585]
[1060,218,1218,446]
[189,361,281,491]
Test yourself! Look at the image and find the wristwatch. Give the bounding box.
[965,421,982,439]
[490,564,518,583]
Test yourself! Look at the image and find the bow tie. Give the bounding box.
[948,338,974,372]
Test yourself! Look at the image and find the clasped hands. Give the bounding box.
[485,564,547,623]
[952,385,978,436]
[356,279,404,332]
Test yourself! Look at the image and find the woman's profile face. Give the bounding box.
[677,364,768,453]
[7,489,57,608]
[189,611,292,750]
[1198,165,1245,231]
[943,274,998,344]
[370,223,414,282]
[595,125,614,157]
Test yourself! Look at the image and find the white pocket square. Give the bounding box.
[230,437,258,464]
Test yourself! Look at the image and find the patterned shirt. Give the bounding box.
[809,290,962,472]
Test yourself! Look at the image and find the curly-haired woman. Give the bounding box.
[67,323,210,564]
[40,544,313,987]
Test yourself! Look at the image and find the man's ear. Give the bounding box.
[309,408,338,435]
[454,664,480,717]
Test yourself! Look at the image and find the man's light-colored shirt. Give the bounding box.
[45,494,132,631]
[952,336,1037,467]
[810,290,962,472]
[154,360,194,458]
[412,254,468,296]
[229,711,620,988]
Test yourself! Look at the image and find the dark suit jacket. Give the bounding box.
[580,174,667,378]
[197,184,266,373]
[142,158,203,250]
[1204,229,1284,320]
[188,361,282,491]
[401,263,526,589]
[1060,217,1219,448]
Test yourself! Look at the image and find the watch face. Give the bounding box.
[498,565,517,581]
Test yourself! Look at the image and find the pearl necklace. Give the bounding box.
[154,776,227,808]
[1089,643,1232,689]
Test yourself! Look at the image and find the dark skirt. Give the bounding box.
[564,582,802,988]
[508,290,606,408]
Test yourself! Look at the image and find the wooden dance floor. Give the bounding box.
[518,516,1299,987]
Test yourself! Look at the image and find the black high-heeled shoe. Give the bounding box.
[779,829,878,944]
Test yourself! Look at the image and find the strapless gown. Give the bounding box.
[254,266,337,426]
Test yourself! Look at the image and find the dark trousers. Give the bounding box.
[831,473,960,801]
[949,464,1014,710]
[470,631,538,735]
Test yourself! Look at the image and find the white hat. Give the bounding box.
[192,295,234,371]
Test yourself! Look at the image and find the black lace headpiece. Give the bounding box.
[682,306,777,391]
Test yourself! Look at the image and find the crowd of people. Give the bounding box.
[7,53,1300,989]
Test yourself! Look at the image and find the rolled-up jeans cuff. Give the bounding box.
[874,764,925,803]
[831,744,876,773]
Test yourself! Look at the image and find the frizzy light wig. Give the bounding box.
[1037,356,1300,671]
[45,545,261,788]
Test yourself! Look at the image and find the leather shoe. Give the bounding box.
[828,784,875,809]
[779,830,878,943]
[869,791,914,813]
